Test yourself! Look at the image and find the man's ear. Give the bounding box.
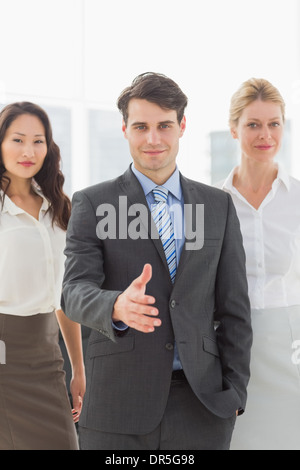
[122,120,128,139]
[179,116,186,137]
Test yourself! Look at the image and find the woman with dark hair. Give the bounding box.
[0,102,85,450]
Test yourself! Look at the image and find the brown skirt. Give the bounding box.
[0,312,79,450]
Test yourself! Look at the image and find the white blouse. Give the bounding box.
[0,190,66,316]
[218,165,300,310]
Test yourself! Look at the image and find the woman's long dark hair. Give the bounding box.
[0,102,71,230]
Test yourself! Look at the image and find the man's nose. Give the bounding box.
[146,128,161,145]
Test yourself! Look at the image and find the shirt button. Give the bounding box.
[170,300,176,309]
[165,343,174,351]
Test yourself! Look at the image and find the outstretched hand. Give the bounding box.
[112,264,161,333]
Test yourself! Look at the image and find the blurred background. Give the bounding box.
[1,0,300,195]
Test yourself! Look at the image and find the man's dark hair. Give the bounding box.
[117,72,188,125]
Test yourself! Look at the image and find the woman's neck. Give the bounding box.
[2,176,43,220]
[232,157,278,210]
[2,175,33,199]
[233,158,278,193]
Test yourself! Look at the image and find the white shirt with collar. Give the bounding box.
[217,165,300,310]
[0,190,66,316]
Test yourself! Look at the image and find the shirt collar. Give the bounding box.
[131,163,182,201]
[220,167,236,192]
[221,163,291,193]
[1,187,50,215]
[276,164,290,191]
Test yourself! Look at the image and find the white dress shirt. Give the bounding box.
[218,165,300,310]
[0,190,66,316]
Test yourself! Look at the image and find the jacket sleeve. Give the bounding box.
[214,193,253,413]
[61,190,122,342]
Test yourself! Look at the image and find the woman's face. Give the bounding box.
[231,99,284,164]
[1,113,47,183]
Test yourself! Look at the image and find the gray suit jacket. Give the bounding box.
[61,166,252,435]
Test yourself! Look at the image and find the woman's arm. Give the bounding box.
[56,309,86,423]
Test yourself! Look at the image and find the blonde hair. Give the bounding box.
[229,78,286,127]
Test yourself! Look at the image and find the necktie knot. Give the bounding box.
[153,186,168,204]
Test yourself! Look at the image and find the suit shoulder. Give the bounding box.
[181,175,230,202]
[72,174,124,204]
[82,175,122,196]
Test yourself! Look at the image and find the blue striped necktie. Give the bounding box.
[151,186,177,283]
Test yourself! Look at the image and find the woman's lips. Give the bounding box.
[255,145,273,150]
[18,162,35,167]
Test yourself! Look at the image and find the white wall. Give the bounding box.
[1,0,299,192]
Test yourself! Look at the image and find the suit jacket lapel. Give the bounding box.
[173,175,194,282]
[118,167,170,276]
[118,167,203,285]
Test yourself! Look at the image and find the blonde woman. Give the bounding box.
[218,78,300,450]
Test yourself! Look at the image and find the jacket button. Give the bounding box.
[165,343,174,351]
[170,300,176,309]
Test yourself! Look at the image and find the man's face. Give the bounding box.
[122,98,186,183]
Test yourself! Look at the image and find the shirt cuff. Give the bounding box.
[112,321,128,331]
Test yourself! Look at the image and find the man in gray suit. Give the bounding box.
[61,72,252,450]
